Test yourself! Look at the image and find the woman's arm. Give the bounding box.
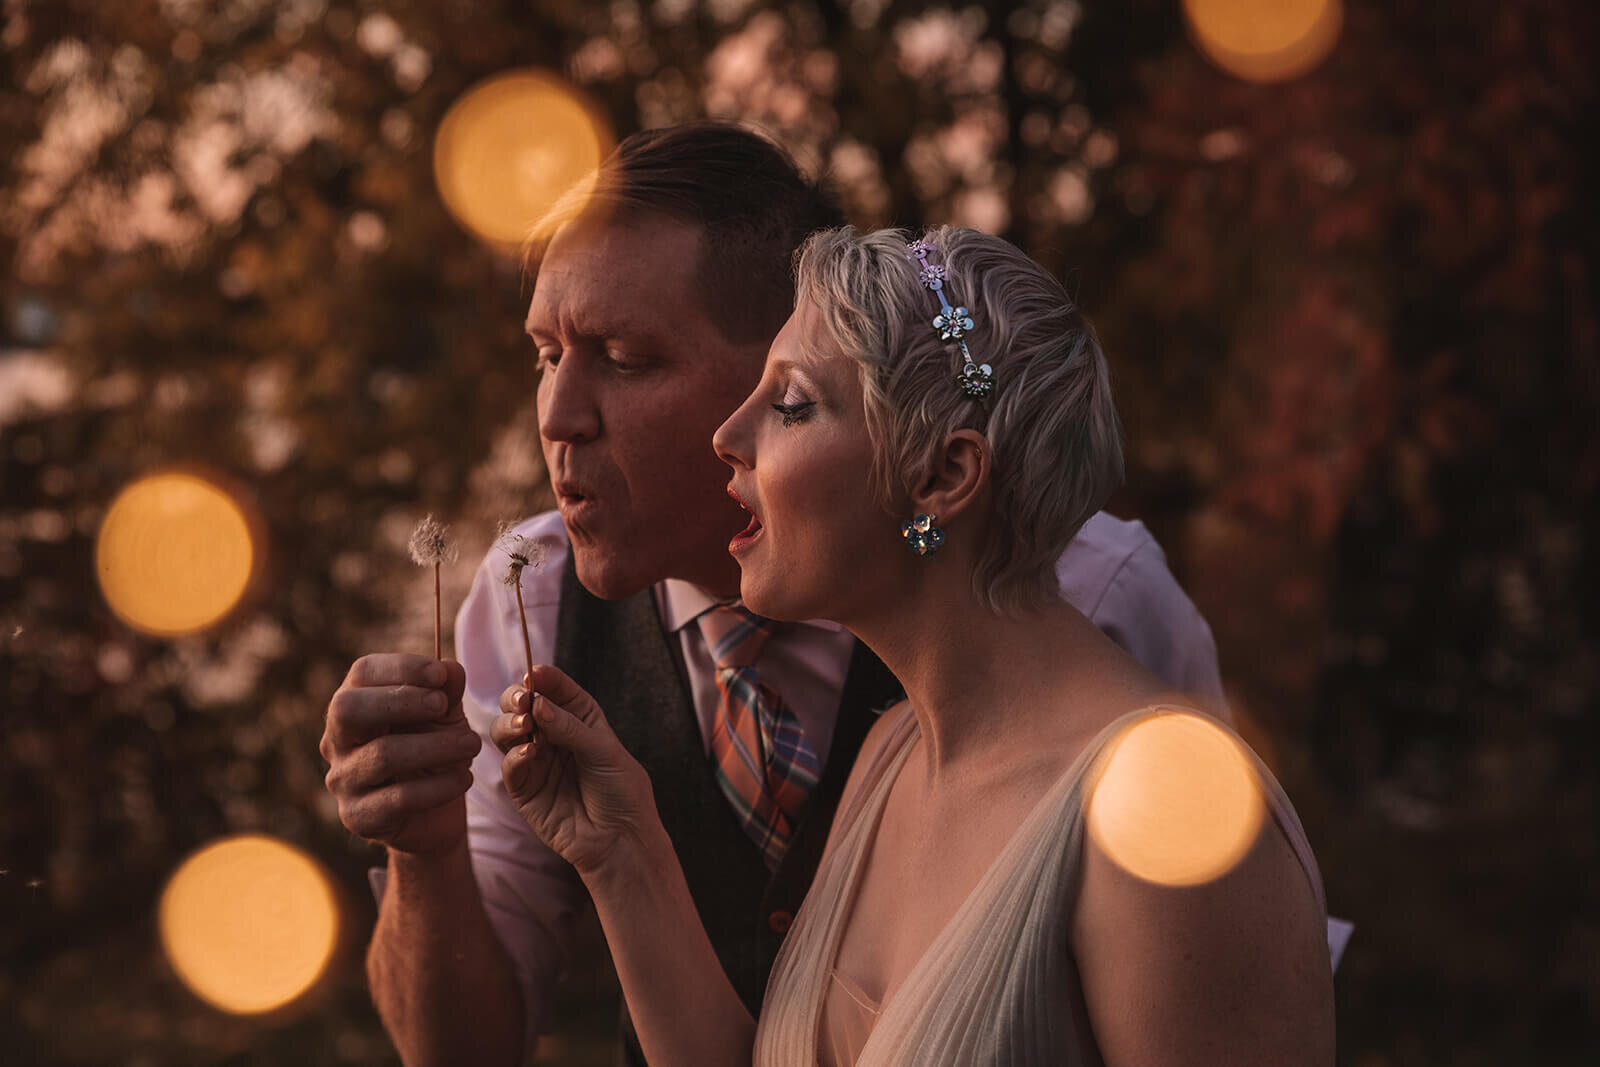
[1071,714,1335,1066]
[496,665,755,1067]
[584,813,757,1065]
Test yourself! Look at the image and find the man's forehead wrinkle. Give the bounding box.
[526,289,662,346]
[526,216,706,346]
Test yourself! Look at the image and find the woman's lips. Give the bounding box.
[727,486,763,553]
[729,512,763,553]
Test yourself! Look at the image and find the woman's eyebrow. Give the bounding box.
[765,360,827,398]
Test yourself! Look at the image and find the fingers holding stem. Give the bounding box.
[502,691,561,795]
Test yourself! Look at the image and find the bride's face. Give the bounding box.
[712,299,902,622]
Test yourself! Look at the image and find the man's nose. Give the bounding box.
[537,361,600,444]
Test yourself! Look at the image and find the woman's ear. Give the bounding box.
[911,429,989,522]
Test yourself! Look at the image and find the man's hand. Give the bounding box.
[321,654,480,857]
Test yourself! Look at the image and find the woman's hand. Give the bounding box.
[492,664,656,882]
[497,667,758,1067]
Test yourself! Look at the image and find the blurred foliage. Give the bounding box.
[1,0,1595,1064]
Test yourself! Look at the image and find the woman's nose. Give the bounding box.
[712,396,755,470]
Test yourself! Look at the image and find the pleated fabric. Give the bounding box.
[753,704,1326,1067]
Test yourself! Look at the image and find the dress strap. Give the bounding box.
[827,703,919,844]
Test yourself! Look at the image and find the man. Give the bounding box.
[321,122,1227,1066]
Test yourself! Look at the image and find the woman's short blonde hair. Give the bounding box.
[794,225,1124,616]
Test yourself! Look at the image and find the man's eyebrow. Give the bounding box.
[524,308,666,343]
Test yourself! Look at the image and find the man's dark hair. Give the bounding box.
[523,121,845,345]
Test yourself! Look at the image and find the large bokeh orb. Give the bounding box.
[433,69,613,249]
[1185,0,1343,84]
[159,835,339,1015]
[96,471,258,636]
[1087,713,1267,886]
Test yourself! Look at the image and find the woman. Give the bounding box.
[494,227,1335,1065]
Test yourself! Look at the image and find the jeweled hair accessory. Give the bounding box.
[907,238,993,399]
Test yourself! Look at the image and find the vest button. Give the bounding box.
[768,909,793,935]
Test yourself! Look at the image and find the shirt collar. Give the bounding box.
[654,577,848,635]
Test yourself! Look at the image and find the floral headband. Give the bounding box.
[907,238,994,399]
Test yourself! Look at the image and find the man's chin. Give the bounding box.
[570,543,657,601]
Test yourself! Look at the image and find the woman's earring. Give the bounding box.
[901,513,945,556]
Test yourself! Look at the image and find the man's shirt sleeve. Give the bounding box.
[1058,512,1230,720]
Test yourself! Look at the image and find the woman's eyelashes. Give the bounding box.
[771,399,816,427]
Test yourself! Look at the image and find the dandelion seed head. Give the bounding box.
[497,519,549,586]
[525,540,550,569]
[408,514,459,567]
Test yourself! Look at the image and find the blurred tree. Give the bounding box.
[1,1,1595,1064]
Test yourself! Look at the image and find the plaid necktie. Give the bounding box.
[697,603,821,870]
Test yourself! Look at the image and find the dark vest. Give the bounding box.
[552,559,902,1066]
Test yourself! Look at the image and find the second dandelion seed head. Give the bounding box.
[498,520,549,586]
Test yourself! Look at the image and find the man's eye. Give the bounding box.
[606,349,649,372]
[535,349,561,371]
[771,400,816,427]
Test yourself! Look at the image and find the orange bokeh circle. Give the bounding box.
[1185,0,1343,84]
[433,69,613,248]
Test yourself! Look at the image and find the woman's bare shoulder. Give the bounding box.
[1069,708,1334,1066]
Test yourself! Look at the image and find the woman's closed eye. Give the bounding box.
[771,399,816,427]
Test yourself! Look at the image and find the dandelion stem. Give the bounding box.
[433,562,442,661]
[512,577,535,688]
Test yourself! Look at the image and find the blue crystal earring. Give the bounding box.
[901,513,945,556]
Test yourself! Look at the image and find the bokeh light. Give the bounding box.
[159,835,339,1015]
[96,472,258,636]
[1087,712,1266,886]
[1184,0,1343,84]
[433,69,613,248]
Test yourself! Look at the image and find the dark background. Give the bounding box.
[2,1,1595,1063]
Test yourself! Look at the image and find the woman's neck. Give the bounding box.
[846,575,1144,786]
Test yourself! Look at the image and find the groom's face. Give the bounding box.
[527,214,768,599]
